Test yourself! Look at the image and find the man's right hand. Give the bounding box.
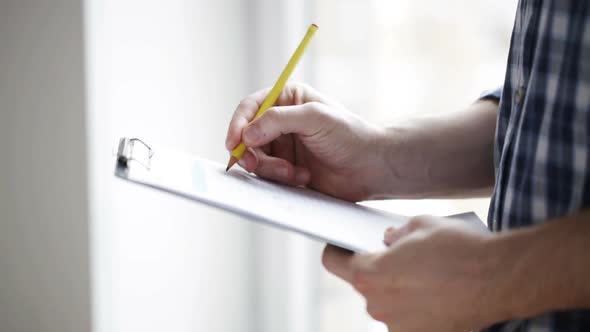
[225,83,389,202]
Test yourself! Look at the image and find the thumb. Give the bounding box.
[242,102,326,147]
[383,215,436,246]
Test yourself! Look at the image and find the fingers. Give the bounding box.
[242,103,328,148]
[271,134,295,162]
[384,215,436,246]
[226,88,271,150]
[322,246,401,327]
[226,83,325,151]
[242,148,311,186]
[321,245,382,289]
[237,148,259,173]
[321,245,355,283]
[383,226,412,246]
[277,82,326,106]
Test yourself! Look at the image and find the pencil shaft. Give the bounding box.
[227,24,318,167]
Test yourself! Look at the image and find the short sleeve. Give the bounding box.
[479,87,503,101]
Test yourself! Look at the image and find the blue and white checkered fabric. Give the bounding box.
[482,1,590,331]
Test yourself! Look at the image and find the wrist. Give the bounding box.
[364,125,406,199]
[477,233,526,326]
[368,123,433,199]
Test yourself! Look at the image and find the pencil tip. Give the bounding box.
[225,156,238,172]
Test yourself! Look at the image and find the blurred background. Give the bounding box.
[0,0,516,332]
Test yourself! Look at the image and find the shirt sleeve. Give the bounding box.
[479,87,503,101]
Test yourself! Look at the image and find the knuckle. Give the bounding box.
[308,102,333,119]
[304,101,324,112]
[366,303,389,322]
[261,108,283,126]
[293,82,313,92]
[265,106,281,117]
[237,98,258,116]
[237,99,252,111]
[408,215,429,230]
[303,102,329,121]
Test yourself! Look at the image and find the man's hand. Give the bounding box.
[225,83,388,202]
[226,84,499,201]
[322,215,502,332]
[323,213,590,331]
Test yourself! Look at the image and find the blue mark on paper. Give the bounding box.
[192,161,207,192]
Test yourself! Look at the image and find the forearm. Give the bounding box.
[372,99,498,199]
[489,212,590,323]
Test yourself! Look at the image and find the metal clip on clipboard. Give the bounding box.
[116,137,154,170]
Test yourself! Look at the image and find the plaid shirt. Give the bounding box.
[482,0,590,331]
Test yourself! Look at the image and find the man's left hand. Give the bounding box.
[322,215,503,332]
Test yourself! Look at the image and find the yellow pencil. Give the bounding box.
[226,23,319,171]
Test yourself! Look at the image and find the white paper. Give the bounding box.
[115,144,481,253]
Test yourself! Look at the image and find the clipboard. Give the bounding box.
[114,137,482,253]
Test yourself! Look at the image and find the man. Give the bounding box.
[225,1,590,331]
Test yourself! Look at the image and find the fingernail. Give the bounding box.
[244,126,262,145]
[275,166,288,178]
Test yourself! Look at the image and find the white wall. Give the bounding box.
[85,1,256,332]
[0,1,92,332]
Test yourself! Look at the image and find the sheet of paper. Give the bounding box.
[115,144,481,253]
